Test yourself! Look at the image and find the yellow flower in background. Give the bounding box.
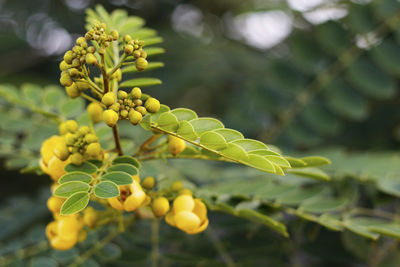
[166,195,208,234]
[40,136,70,181]
[108,181,147,212]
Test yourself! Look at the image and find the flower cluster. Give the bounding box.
[102,87,160,127]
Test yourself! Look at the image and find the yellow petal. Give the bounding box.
[172,195,194,214]
[175,211,201,232]
[108,197,124,211]
[193,199,207,223]
[185,218,209,235]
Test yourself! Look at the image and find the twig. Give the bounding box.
[112,124,123,156]
[151,219,160,267]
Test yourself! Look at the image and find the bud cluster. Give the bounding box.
[58,120,104,165]
[123,34,148,71]
[101,87,160,127]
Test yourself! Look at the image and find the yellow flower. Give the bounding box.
[46,215,84,251]
[165,195,208,234]
[40,136,70,181]
[107,181,147,212]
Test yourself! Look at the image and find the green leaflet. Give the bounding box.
[107,164,139,176]
[60,192,90,215]
[112,155,141,169]
[100,171,133,185]
[59,172,93,184]
[121,62,164,73]
[54,181,91,198]
[119,78,162,88]
[170,108,198,121]
[199,132,227,151]
[94,181,120,198]
[65,162,98,174]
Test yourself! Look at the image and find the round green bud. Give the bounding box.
[85,53,97,65]
[103,109,119,127]
[124,44,134,55]
[66,120,79,133]
[123,34,132,43]
[145,97,160,113]
[63,50,74,64]
[84,134,98,143]
[131,87,142,99]
[59,61,70,71]
[142,176,155,190]
[133,99,142,106]
[54,141,70,161]
[76,37,87,46]
[86,142,101,157]
[71,152,84,166]
[135,106,147,116]
[78,126,90,135]
[110,30,119,40]
[60,72,73,87]
[59,122,68,135]
[102,92,116,106]
[140,49,147,59]
[117,90,128,100]
[133,50,141,59]
[135,58,148,71]
[128,110,142,125]
[87,103,103,123]
[66,83,80,99]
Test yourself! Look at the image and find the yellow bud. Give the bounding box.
[131,87,142,99]
[84,133,98,143]
[152,197,170,217]
[102,92,116,106]
[59,61,70,71]
[76,36,86,46]
[68,68,79,78]
[142,176,155,190]
[124,44,134,55]
[87,103,103,123]
[133,50,141,59]
[86,142,101,157]
[47,196,64,214]
[144,97,160,113]
[58,217,80,241]
[120,109,128,119]
[75,80,90,91]
[135,57,148,71]
[103,109,119,127]
[117,90,128,100]
[135,106,147,116]
[63,50,74,64]
[171,180,183,191]
[83,207,98,228]
[128,109,142,125]
[87,46,96,53]
[179,189,193,196]
[54,141,70,161]
[66,120,78,133]
[65,133,76,146]
[78,126,90,135]
[71,152,84,165]
[173,195,195,213]
[110,29,119,40]
[140,49,147,59]
[59,122,68,135]
[175,211,201,232]
[85,53,97,65]
[168,136,186,155]
[60,72,73,87]
[66,83,80,99]
[123,34,132,43]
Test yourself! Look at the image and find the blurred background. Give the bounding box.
[1,0,400,266]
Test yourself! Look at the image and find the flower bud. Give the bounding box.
[84,133,98,143]
[135,57,148,71]
[140,49,147,59]
[173,195,195,213]
[63,50,74,64]
[124,44,134,55]
[142,176,155,190]
[87,46,96,53]
[86,142,101,157]
[135,106,147,116]
[111,68,122,81]
[47,196,64,214]
[117,90,128,100]
[133,50,141,59]
[123,34,132,43]
[120,109,128,119]
[78,126,90,135]
[152,197,170,217]
[131,87,142,99]
[103,109,119,127]
[68,68,79,78]
[128,110,142,125]
[87,103,103,123]
[85,53,98,65]
[145,97,160,113]
[133,99,142,106]
[102,92,116,106]
[168,136,186,155]
[65,120,78,133]
[60,72,73,87]
[54,141,70,161]
[59,61,70,71]
[59,122,68,135]
[110,30,119,40]
[71,152,84,165]
[66,83,80,99]
[76,37,87,46]
[171,180,183,191]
